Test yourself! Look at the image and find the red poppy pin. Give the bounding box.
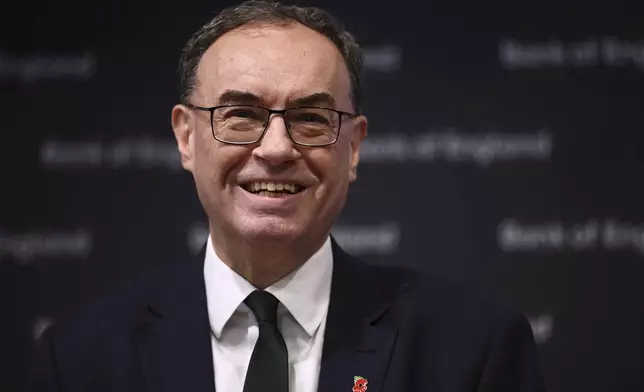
[353,376,368,392]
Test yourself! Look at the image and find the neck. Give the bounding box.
[209,223,328,289]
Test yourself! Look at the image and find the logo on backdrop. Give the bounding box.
[33,316,55,341]
[40,138,181,171]
[0,229,93,266]
[498,218,644,256]
[528,313,554,345]
[359,128,552,166]
[40,129,551,169]
[0,51,96,83]
[499,37,644,70]
[331,223,401,255]
[187,222,401,256]
[363,44,402,73]
[187,224,210,255]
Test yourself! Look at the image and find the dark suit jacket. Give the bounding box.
[28,240,545,392]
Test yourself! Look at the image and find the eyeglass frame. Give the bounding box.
[183,102,359,147]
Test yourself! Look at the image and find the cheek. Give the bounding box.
[309,146,351,194]
[191,137,230,197]
[194,141,252,192]
[193,139,218,180]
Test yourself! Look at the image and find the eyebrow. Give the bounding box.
[289,92,337,109]
[216,89,337,109]
[216,90,263,105]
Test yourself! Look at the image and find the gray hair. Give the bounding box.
[178,0,364,112]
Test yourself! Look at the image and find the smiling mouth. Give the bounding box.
[240,182,305,198]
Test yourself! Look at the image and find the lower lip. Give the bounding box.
[237,186,307,210]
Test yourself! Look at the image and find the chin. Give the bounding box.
[233,215,305,244]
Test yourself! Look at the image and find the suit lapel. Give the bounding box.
[318,240,409,392]
[130,239,410,392]
[133,245,215,392]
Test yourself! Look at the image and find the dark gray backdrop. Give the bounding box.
[2,0,644,391]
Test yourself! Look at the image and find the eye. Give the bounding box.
[290,110,332,125]
[228,109,258,119]
[302,113,327,123]
[217,106,265,121]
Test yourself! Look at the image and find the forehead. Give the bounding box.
[194,23,352,107]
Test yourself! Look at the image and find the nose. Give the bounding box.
[252,115,301,164]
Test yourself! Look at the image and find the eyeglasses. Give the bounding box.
[184,103,358,146]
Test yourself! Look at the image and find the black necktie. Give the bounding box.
[243,290,289,392]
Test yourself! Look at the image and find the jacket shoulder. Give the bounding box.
[363,261,531,335]
[44,261,187,347]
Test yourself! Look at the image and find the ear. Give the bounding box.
[348,115,368,183]
[171,104,195,172]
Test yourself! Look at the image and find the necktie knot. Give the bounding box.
[244,290,279,325]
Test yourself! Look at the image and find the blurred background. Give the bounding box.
[2,0,644,390]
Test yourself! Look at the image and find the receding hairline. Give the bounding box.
[223,18,298,34]
[178,1,364,112]
[192,20,354,103]
[205,19,345,49]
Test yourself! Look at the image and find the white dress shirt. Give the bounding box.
[203,235,333,392]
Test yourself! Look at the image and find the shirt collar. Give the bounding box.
[204,235,333,339]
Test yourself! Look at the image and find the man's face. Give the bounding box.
[172,22,367,245]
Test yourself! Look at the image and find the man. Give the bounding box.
[29,1,545,391]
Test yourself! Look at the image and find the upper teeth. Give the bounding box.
[248,182,299,193]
